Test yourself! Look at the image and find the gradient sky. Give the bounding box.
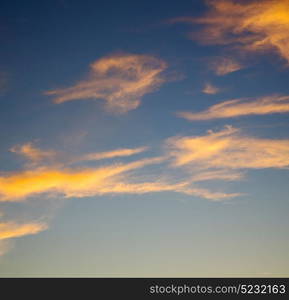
[0,0,289,277]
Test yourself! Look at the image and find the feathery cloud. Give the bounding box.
[210,57,244,75]
[172,0,289,64]
[178,94,289,120]
[11,142,148,167]
[167,125,289,169]
[0,157,165,201]
[10,143,57,163]
[0,221,47,256]
[0,153,234,201]
[0,222,47,240]
[0,142,239,202]
[46,53,167,113]
[191,169,244,182]
[181,187,241,201]
[202,82,220,94]
[80,146,148,161]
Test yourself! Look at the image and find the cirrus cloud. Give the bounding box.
[171,0,289,65]
[0,156,165,202]
[0,142,238,202]
[167,125,289,169]
[178,94,289,120]
[0,221,47,256]
[210,57,244,75]
[46,53,167,113]
[0,222,47,240]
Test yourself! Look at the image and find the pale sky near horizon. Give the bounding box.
[0,0,289,277]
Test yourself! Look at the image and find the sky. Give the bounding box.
[0,0,289,277]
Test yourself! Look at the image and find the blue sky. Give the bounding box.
[0,0,289,277]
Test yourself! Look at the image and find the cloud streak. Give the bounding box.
[178,94,289,120]
[0,221,47,256]
[190,169,244,182]
[171,0,289,64]
[46,53,167,113]
[0,222,47,240]
[0,142,239,202]
[167,125,289,169]
[80,146,148,161]
[0,157,166,201]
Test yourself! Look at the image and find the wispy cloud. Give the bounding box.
[46,53,167,113]
[0,221,47,256]
[181,187,241,201]
[210,57,244,75]
[167,125,289,169]
[0,222,47,240]
[202,82,220,94]
[11,142,148,166]
[191,169,244,182]
[0,142,239,202]
[178,94,289,120]
[171,0,289,64]
[0,157,165,201]
[10,143,58,164]
[0,221,48,256]
[6,125,289,204]
[79,146,148,161]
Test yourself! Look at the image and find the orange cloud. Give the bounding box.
[46,53,167,113]
[0,157,165,201]
[11,142,148,167]
[167,125,289,169]
[0,142,240,201]
[0,154,235,201]
[80,146,148,161]
[178,94,289,120]
[172,0,289,64]
[202,82,220,94]
[0,222,47,240]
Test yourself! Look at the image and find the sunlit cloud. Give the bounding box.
[0,222,47,240]
[171,0,289,64]
[178,94,289,120]
[46,53,167,113]
[79,146,148,161]
[0,221,47,256]
[11,142,148,167]
[202,82,220,94]
[10,143,58,164]
[191,169,244,182]
[0,157,165,201]
[0,155,233,201]
[167,125,289,169]
[210,57,244,75]
[181,187,241,201]
[0,142,239,202]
